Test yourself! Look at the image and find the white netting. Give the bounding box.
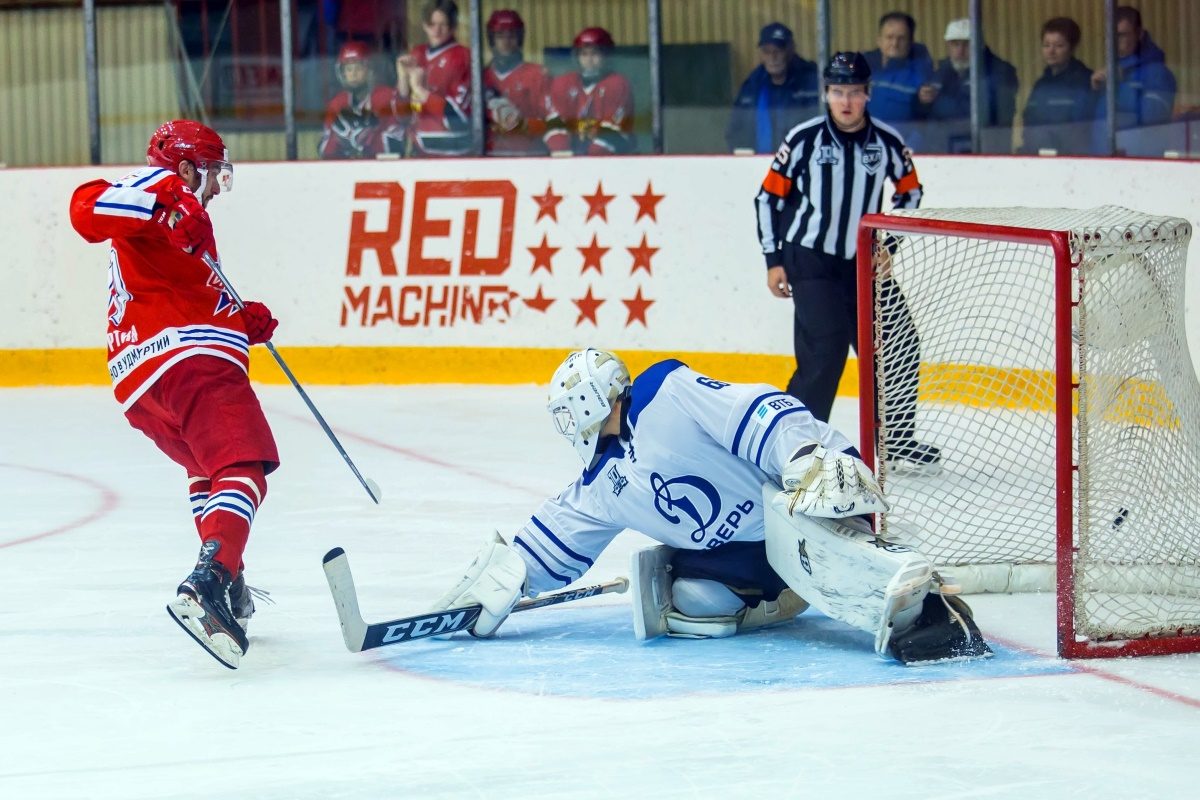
[866,206,1200,644]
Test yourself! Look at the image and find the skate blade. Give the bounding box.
[167,596,243,670]
[885,459,943,477]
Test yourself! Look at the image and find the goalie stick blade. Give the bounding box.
[321,548,370,652]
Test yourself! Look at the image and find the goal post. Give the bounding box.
[856,207,1200,658]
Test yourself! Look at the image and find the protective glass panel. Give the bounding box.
[660,0,816,155]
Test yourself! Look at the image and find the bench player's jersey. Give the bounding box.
[512,360,857,594]
[484,60,551,156]
[543,71,634,155]
[69,166,250,409]
[410,41,472,156]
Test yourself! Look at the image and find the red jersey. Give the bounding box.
[411,41,472,156]
[320,85,408,159]
[544,71,635,155]
[69,166,251,410]
[484,60,551,156]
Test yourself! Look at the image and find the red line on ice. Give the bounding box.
[988,631,1200,710]
[0,463,121,549]
[270,407,548,497]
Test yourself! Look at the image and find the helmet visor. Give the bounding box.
[200,159,234,193]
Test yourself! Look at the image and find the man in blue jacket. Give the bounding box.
[726,22,819,154]
[1092,5,1176,155]
[862,11,933,149]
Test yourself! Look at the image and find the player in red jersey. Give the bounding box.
[69,120,279,669]
[397,0,473,156]
[319,41,408,159]
[483,9,551,156]
[544,27,635,156]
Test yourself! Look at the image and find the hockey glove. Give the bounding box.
[487,96,523,133]
[782,443,889,518]
[163,190,216,258]
[431,532,527,638]
[241,301,278,345]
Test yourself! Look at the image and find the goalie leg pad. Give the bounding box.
[431,532,527,638]
[762,483,933,657]
[664,611,740,639]
[888,594,994,666]
[630,545,675,641]
[738,588,809,632]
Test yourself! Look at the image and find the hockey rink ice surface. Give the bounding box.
[3,384,1199,800]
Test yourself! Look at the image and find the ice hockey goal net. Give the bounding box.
[856,207,1200,658]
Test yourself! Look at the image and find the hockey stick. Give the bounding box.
[200,252,382,504]
[322,546,630,653]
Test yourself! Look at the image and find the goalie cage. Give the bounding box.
[856,206,1200,659]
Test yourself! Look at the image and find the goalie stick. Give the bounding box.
[322,547,630,653]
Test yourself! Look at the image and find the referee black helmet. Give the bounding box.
[823,52,871,85]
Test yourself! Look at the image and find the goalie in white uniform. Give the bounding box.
[433,349,990,665]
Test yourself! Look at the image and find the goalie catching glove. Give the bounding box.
[782,443,888,518]
[430,532,527,638]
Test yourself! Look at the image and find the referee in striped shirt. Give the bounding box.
[754,51,939,466]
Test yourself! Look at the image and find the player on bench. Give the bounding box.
[431,349,991,665]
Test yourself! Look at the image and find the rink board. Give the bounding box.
[377,605,1073,698]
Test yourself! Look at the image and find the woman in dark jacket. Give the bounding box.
[1021,17,1096,154]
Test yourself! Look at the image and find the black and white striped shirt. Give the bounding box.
[755,112,922,263]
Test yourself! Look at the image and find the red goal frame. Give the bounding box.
[856,213,1200,659]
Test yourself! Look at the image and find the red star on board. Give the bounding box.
[573,286,605,326]
[627,233,659,275]
[632,181,665,222]
[582,181,615,222]
[527,233,559,274]
[578,233,610,274]
[523,285,554,313]
[622,286,655,327]
[532,183,563,222]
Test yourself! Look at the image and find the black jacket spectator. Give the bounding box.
[921,47,1017,152]
[726,55,819,154]
[1022,58,1095,154]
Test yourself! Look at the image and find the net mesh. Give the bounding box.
[866,206,1200,643]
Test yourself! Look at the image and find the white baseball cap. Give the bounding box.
[944,18,971,41]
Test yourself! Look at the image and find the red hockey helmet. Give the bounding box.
[335,41,373,89]
[146,120,232,192]
[337,41,372,67]
[486,9,525,47]
[573,27,615,51]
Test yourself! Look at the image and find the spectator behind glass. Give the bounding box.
[484,9,551,156]
[397,0,473,156]
[863,11,933,149]
[544,27,635,156]
[318,41,408,159]
[1091,5,1177,155]
[917,18,1018,153]
[1021,17,1096,155]
[725,22,819,154]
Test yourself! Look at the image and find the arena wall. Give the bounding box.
[3,154,1199,392]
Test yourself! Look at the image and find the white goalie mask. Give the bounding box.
[547,349,631,465]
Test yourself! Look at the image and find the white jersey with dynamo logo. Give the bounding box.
[513,360,857,595]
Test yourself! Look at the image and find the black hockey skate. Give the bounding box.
[167,541,249,669]
[228,571,273,631]
[888,593,993,666]
[884,440,942,474]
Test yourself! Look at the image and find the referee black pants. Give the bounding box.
[781,242,921,444]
